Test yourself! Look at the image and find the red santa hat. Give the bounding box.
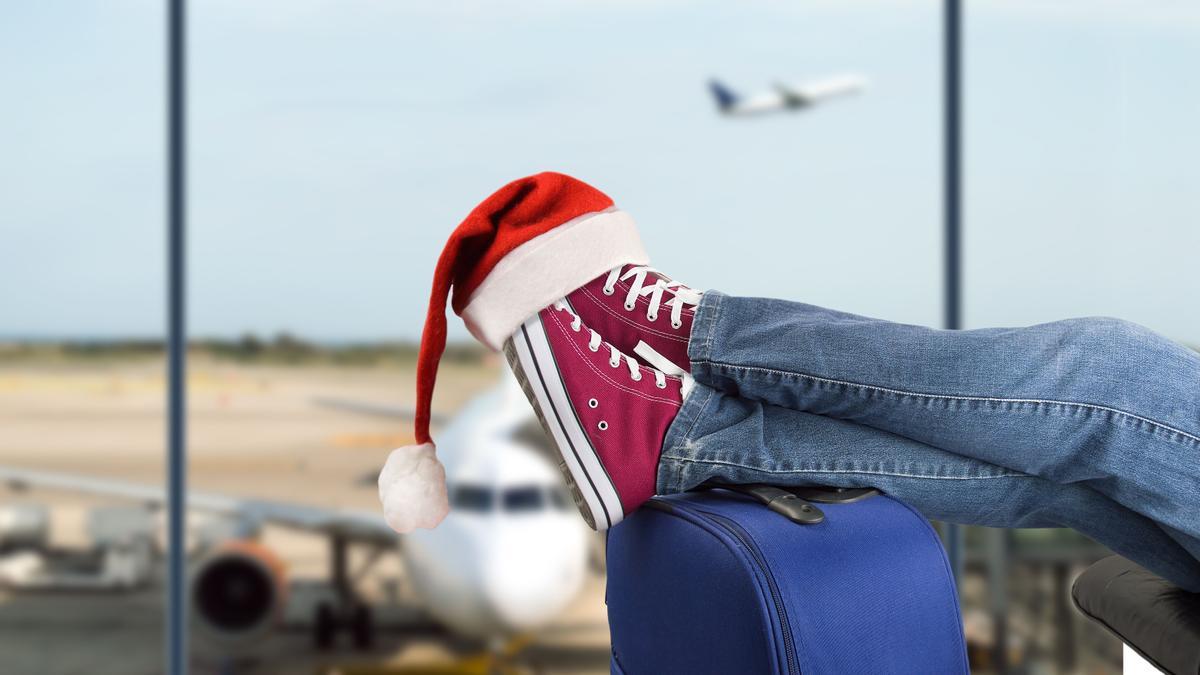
[379,172,649,532]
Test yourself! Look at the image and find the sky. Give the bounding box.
[1,1,1197,344]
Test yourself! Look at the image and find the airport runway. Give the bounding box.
[0,569,610,675]
[0,358,610,674]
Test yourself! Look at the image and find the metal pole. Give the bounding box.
[944,0,962,334]
[988,530,1010,673]
[167,0,188,672]
[943,0,965,587]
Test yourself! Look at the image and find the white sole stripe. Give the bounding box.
[512,321,614,528]
[521,315,625,526]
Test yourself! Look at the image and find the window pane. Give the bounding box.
[967,3,1200,671]
[451,485,494,513]
[502,486,544,513]
[967,2,1200,334]
[189,1,938,671]
[0,3,164,671]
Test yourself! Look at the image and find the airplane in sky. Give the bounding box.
[0,369,592,659]
[708,73,867,117]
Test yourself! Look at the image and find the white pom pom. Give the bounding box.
[378,443,449,533]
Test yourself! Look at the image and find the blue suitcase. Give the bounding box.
[606,486,969,674]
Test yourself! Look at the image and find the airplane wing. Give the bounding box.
[773,83,814,107]
[312,396,449,426]
[0,465,398,546]
[775,74,866,106]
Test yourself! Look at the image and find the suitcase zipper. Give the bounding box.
[650,500,800,675]
[706,513,800,675]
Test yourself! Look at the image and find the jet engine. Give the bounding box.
[0,504,50,550]
[191,540,287,648]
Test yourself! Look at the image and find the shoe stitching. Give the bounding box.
[696,359,1200,448]
[545,311,681,406]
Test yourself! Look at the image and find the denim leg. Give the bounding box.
[658,382,1200,592]
[688,292,1200,550]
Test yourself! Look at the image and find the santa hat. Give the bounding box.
[379,172,649,532]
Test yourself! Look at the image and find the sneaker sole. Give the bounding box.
[503,314,624,531]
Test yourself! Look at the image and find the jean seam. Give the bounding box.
[704,294,721,359]
[696,359,1200,449]
[689,292,722,365]
[659,386,717,494]
[660,454,1034,480]
[673,386,716,451]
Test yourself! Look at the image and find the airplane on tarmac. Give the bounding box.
[708,73,866,116]
[0,369,592,659]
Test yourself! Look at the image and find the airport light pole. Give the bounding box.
[944,6,1011,671]
[166,0,188,672]
[943,0,966,585]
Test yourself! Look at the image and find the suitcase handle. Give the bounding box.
[787,486,883,504]
[696,482,826,525]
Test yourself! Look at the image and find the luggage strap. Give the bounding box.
[695,482,882,526]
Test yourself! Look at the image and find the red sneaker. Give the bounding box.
[504,301,684,530]
[565,265,701,376]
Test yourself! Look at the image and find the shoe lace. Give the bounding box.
[602,266,701,329]
[553,301,668,389]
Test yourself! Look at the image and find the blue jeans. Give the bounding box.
[657,292,1200,592]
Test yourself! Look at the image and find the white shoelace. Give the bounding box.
[602,266,702,330]
[553,301,668,389]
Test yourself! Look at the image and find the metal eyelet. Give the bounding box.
[609,359,620,368]
[602,286,615,296]
[647,312,658,322]
[624,301,636,311]
[656,380,667,389]
[588,398,598,408]
[671,320,683,329]
[631,372,642,382]
[597,420,608,431]
[588,342,599,352]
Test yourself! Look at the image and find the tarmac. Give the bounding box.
[0,358,610,675]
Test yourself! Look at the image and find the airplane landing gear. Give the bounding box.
[312,534,379,651]
[315,602,336,650]
[350,603,374,649]
[313,600,375,650]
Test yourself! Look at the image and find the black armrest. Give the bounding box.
[1071,556,1200,675]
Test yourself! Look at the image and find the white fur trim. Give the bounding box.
[460,208,649,350]
[378,443,449,532]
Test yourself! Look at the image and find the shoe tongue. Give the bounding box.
[623,264,686,291]
[623,265,701,307]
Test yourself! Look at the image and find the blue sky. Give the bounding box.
[2,1,1197,343]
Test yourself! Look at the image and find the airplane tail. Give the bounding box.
[708,79,739,112]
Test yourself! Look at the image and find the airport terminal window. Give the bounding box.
[1,2,166,671]
[9,1,1176,671]
[960,3,1200,670]
[965,1,1200,334]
